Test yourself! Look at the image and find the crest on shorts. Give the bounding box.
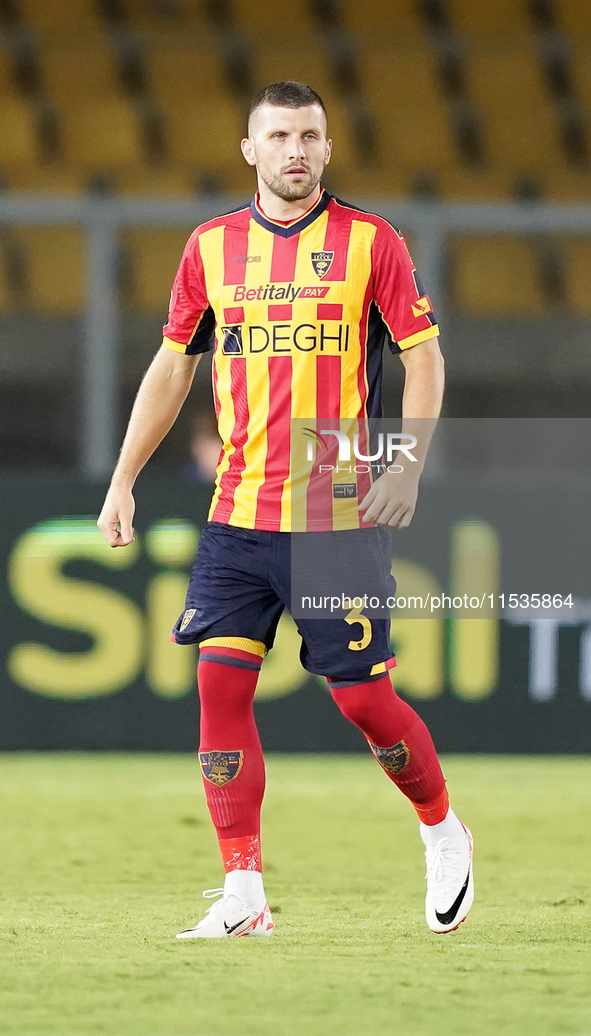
[368,739,410,776]
[179,608,196,632]
[199,751,244,787]
[311,251,334,279]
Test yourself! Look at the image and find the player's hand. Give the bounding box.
[97,485,136,547]
[358,471,419,528]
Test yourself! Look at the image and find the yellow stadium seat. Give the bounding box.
[437,166,513,201]
[571,44,591,119]
[359,44,457,171]
[561,238,591,316]
[252,36,335,101]
[326,163,407,200]
[163,97,246,180]
[39,39,122,103]
[450,236,546,316]
[555,0,591,38]
[0,100,40,166]
[60,100,145,168]
[233,0,314,32]
[0,46,17,96]
[6,164,89,193]
[340,0,424,34]
[18,0,104,33]
[124,0,208,30]
[124,227,195,314]
[465,43,563,172]
[448,0,532,37]
[542,167,591,202]
[116,163,194,196]
[145,41,225,108]
[13,226,84,314]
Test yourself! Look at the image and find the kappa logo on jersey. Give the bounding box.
[199,750,244,787]
[311,251,335,279]
[179,608,196,632]
[368,739,410,775]
[221,325,243,354]
[411,296,431,318]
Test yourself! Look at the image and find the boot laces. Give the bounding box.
[425,837,464,893]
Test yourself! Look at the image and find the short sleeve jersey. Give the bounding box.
[163,190,439,533]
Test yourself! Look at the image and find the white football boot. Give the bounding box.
[424,824,474,934]
[176,888,274,940]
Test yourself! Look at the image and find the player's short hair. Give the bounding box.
[248,81,327,132]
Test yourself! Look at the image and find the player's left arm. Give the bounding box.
[358,335,444,527]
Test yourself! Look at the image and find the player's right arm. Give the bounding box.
[97,347,203,546]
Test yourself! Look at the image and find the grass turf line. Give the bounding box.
[0,753,590,1036]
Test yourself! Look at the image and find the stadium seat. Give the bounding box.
[450,236,546,316]
[447,0,532,37]
[561,238,591,316]
[163,97,247,186]
[145,41,225,109]
[0,100,40,166]
[0,45,16,96]
[124,0,208,31]
[437,166,513,201]
[339,0,424,35]
[554,0,591,39]
[6,164,89,194]
[123,228,195,314]
[542,167,591,202]
[570,44,591,121]
[18,0,104,33]
[465,43,564,172]
[252,37,336,102]
[39,39,122,104]
[12,226,84,314]
[116,164,194,196]
[59,100,145,168]
[358,44,458,171]
[232,0,314,32]
[0,244,13,313]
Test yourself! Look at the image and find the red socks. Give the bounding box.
[197,639,267,860]
[327,673,448,824]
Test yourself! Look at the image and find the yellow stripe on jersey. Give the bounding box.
[398,325,440,350]
[163,336,187,353]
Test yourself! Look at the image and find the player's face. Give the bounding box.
[242,104,331,202]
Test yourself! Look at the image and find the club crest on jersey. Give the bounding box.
[311,251,334,279]
[179,608,196,632]
[199,751,244,787]
[368,740,410,775]
[221,325,243,355]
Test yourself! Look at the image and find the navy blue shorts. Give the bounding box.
[173,521,396,681]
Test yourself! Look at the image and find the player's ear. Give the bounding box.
[241,137,257,166]
[325,138,332,165]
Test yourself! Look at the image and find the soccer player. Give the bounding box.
[97,81,473,938]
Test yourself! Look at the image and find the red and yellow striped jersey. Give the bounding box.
[163,189,439,532]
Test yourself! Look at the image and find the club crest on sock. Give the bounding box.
[199,750,244,787]
[368,739,410,775]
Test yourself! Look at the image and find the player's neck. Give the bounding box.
[255,182,323,223]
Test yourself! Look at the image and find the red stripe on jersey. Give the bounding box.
[211,359,249,521]
[270,233,300,283]
[224,306,245,323]
[322,204,353,281]
[268,304,292,321]
[317,303,342,320]
[305,355,342,530]
[353,279,375,510]
[223,222,250,286]
[254,356,292,529]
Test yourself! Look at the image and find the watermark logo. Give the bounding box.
[302,429,417,465]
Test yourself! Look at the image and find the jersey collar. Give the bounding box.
[250,189,331,238]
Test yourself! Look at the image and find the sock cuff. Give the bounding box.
[219,834,262,872]
[414,786,449,826]
[199,637,267,671]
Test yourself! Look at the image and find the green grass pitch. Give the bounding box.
[0,753,590,1036]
